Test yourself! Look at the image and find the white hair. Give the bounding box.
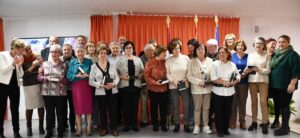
[50,44,62,53]
[144,44,155,51]
[109,41,120,50]
[206,39,218,46]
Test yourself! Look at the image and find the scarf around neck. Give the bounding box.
[270,45,293,69]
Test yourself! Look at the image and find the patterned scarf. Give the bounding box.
[270,45,293,69]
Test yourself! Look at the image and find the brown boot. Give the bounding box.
[240,122,247,130]
[229,120,236,129]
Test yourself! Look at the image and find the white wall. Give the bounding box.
[3,15,300,120]
[240,16,300,120]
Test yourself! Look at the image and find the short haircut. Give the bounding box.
[168,38,182,54]
[97,41,108,47]
[98,45,109,54]
[278,35,290,43]
[154,45,167,57]
[193,44,207,58]
[76,35,87,40]
[50,44,62,54]
[253,37,266,50]
[148,39,157,45]
[218,47,232,61]
[187,38,200,47]
[233,40,247,51]
[109,41,120,50]
[224,34,236,47]
[63,44,72,49]
[10,39,25,50]
[266,38,277,44]
[144,44,155,51]
[123,41,135,51]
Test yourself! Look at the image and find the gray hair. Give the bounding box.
[144,44,155,51]
[109,41,120,50]
[50,44,62,53]
[75,45,85,52]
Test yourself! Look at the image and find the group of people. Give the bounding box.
[0,34,299,138]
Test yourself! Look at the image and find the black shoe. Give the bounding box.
[248,122,258,131]
[141,122,148,128]
[274,127,289,136]
[173,124,180,133]
[0,134,6,138]
[184,125,191,133]
[70,127,76,133]
[123,126,130,132]
[13,132,22,138]
[224,130,230,135]
[27,127,33,136]
[153,125,159,132]
[57,133,63,138]
[161,125,168,132]
[132,126,139,132]
[39,128,45,135]
[271,121,280,129]
[44,132,53,138]
[217,133,224,137]
[262,124,268,134]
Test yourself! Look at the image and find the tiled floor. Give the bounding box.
[2,116,300,138]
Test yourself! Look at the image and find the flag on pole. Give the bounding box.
[214,15,219,46]
[194,15,198,38]
[166,16,171,44]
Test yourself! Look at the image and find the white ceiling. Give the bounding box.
[0,0,300,18]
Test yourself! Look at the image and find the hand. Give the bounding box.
[251,67,259,72]
[223,81,231,87]
[287,83,296,93]
[156,80,162,85]
[244,68,251,74]
[82,73,89,78]
[172,79,178,87]
[13,55,24,67]
[76,73,85,79]
[199,80,206,87]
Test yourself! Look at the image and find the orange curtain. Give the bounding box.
[0,18,4,51]
[90,15,113,44]
[118,15,168,55]
[117,15,239,55]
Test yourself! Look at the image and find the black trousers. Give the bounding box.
[96,94,118,130]
[43,96,67,134]
[213,93,233,134]
[121,87,140,127]
[66,90,75,128]
[271,88,293,128]
[149,91,168,126]
[0,83,20,134]
[269,88,280,121]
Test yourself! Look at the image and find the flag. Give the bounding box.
[166,16,171,44]
[214,15,219,46]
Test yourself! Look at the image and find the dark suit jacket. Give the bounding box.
[41,47,50,61]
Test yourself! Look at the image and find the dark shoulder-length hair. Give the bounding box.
[218,47,232,61]
[168,38,182,54]
[123,41,135,52]
[192,43,207,58]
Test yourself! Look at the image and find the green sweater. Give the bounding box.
[270,50,300,90]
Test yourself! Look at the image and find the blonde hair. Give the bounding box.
[224,34,236,47]
[85,41,96,55]
[10,39,25,50]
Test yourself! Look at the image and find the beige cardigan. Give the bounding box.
[187,57,213,94]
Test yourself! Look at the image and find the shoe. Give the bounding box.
[13,132,22,138]
[57,133,63,138]
[173,124,180,133]
[203,126,212,134]
[132,126,139,132]
[193,126,200,135]
[229,120,236,129]
[70,127,76,133]
[153,125,159,132]
[123,126,130,132]
[184,125,191,133]
[87,127,93,136]
[98,129,107,136]
[39,120,45,135]
[27,127,33,136]
[112,130,119,136]
[0,134,6,138]
[262,124,268,134]
[248,122,258,131]
[223,130,230,135]
[44,132,53,138]
[161,125,168,132]
[274,127,289,136]
[75,128,82,137]
[271,121,280,129]
[240,123,247,130]
[141,122,148,128]
[217,133,224,137]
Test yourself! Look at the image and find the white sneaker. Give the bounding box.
[193,126,200,135]
[203,126,212,134]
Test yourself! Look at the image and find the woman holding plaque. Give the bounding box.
[245,37,271,134]
[187,43,213,134]
[67,46,93,136]
[211,47,240,137]
[89,46,120,136]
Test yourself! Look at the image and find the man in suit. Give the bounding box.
[41,35,59,61]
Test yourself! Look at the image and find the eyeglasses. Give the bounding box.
[125,46,133,49]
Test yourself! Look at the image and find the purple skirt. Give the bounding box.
[72,80,93,115]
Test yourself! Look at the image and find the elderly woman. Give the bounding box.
[108,41,121,66]
[140,44,155,127]
[229,40,249,130]
[67,46,93,136]
[22,44,45,136]
[115,41,144,132]
[165,38,191,133]
[224,34,236,53]
[89,46,120,136]
[37,44,68,138]
[144,45,168,132]
[85,41,98,63]
[0,39,24,138]
[211,47,240,137]
[187,42,213,134]
[270,35,300,136]
[246,37,271,134]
